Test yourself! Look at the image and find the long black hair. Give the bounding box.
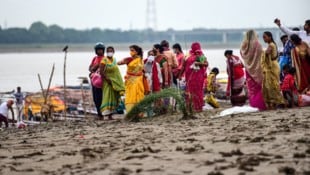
[264,31,276,44]
[264,31,278,58]
[172,43,183,53]
[160,40,169,48]
[129,45,143,59]
[153,44,164,54]
[290,34,302,45]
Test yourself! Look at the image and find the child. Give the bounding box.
[281,67,298,107]
[280,64,290,85]
[205,67,220,108]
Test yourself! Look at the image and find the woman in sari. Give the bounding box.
[180,42,208,112]
[225,50,246,106]
[153,44,169,89]
[117,45,145,113]
[99,46,125,120]
[290,34,310,93]
[144,50,162,93]
[172,43,185,85]
[261,31,284,109]
[240,30,266,110]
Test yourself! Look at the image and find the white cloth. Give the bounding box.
[144,58,162,90]
[0,102,9,117]
[147,56,155,62]
[218,105,259,117]
[156,63,163,84]
[279,25,310,45]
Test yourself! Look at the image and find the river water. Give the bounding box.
[0,49,239,92]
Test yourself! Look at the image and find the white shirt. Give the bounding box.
[280,25,310,45]
[0,102,9,117]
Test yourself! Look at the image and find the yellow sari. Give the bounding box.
[261,42,284,108]
[125,57,145,112]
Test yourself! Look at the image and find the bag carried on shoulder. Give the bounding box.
[91,70,103,88]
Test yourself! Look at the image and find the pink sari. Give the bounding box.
[184,55,206,112]
[246,71,266,110]
[240,30,266,110]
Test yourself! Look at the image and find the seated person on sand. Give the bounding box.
[0,100,15,128]
[205,67,220,108]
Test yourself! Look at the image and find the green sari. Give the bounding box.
[100,57,125,115]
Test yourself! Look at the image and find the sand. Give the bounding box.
[0,107,310,175]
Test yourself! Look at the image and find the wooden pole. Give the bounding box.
[37,73,45,123]
[80,82,87,118]
[63,46,68,120]
[37,74,45,97]
[45,63,55,104]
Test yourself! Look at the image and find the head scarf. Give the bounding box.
[190,42,203,55]
[240,30,264,84]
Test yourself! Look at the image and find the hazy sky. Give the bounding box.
[0,0,308,30]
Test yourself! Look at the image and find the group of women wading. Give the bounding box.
[88,19,310,119]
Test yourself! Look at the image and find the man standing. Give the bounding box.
[0,100,15,128]
[14,86,23,121]
[275,18,310,45]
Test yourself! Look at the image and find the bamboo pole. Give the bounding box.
[37,64,55,123]
[45,64,55,121]
[37,74,45,97]
[63,46,68,120]
[80,82,87,118]
[37,74,44,123]
[45,63,55,104]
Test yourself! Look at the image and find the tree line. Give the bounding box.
[0,21,263,44]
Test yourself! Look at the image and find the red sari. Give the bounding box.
[155,54,170,88]
[144,58,161,92]
[226,55,246,106]
[184,54,207,112]
[291,42,310,92]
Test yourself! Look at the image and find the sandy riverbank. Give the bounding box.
[0,106,309,175]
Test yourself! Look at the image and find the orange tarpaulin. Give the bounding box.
[24,94,65,117]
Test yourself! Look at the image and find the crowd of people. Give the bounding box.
[1,18,309,127]
[89,40,212,119]
[87,18,310,120]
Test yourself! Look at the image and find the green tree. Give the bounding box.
[48,24,64,42]
[29,21,49,42]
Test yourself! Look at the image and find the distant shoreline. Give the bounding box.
[0,43,241,53]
